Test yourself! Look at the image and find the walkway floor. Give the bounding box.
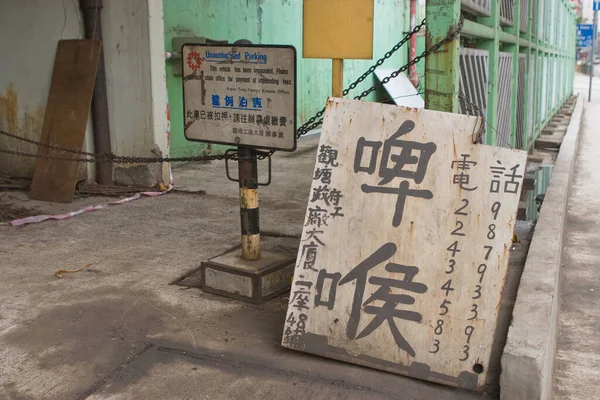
[0,135,494,400]
[552,75,600,399]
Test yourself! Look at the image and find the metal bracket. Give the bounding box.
[225,149,272,186]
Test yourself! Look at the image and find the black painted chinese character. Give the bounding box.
[339,242,427,357]
[490,161,522,194]
[300,242,319,271]
[314,269,342,310]
[305,205,329,228]
[280,116,287,126]
[318,145,339,167]
[452,154,477,191]
[354,121,436,227]
[291,280,312,311]
[303,228,325,246]
[313,168,332,184]
[330,206,344,218]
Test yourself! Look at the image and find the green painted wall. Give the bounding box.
[164,0,410,158]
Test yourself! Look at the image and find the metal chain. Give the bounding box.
[0,16,463,164]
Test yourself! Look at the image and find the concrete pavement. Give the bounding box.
[552,75,600,399]
[0,135,496,400]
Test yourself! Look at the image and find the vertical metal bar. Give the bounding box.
[238,146,261,261]
[506,0,521,148]
[590,11,598,102]
[522,0,534,151]
[478,0,500,145]
[425,1,461,112]
[332,59,344,98]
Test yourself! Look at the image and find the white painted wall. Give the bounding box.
[0,0,93,180]
[0,0,169,186]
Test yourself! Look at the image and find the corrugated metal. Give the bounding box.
[500,0,514,26]
[461,0,491,17]
[458,48,489,143]
[497,52,513,148]
[520,0,529,33]
[516,54,527,149]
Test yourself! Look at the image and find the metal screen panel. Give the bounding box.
[520,0,529,33]
[461,0,491,17]
[497,52,513,148]
[458,48,489,144]
[516,55,527,149]
[500,0,514,26]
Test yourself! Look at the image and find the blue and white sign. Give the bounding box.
[594,1,600,12]
[577,24,594,48]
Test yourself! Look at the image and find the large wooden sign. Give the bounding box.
[282,98,527,390]
[182,44,296,151]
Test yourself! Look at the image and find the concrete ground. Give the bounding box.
[0,134,531,398]
[552,75,600,399]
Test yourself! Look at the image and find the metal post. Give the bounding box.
[425,1,461,113]
[238,146,260,261]
[332,59,344,97]
[590,10,598,102]
[478,0,501,145]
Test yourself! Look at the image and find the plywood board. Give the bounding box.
[182,44,296,151]
[282,98,527,390]
[30,40,100,203]
[303,0,374,59]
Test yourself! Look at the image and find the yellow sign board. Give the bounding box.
[303,0,374,60]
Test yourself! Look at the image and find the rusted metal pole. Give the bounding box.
[238,146,260,261]
[80,0,113,185]
[409,0,418,87]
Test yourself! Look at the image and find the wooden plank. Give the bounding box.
[29,39,100,203]
[282,98,527,390]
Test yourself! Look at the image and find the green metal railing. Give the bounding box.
[425,0,576,152]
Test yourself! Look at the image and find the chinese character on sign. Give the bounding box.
[452,154,478,191]
[252,97,262,109]
[354,120,436,227]
[305,205,329,228]
[339,242,428,357]
[225,95,234,107]
[318,145,339,167]
[212,94,220,107]
[300,241,319,271]
[313,168,332,184]
[314,269,342,310]
[291,280,312,311]
[239,96,248,108]
[490,161,522,194]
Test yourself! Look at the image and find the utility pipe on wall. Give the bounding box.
[80,0,113,185]
[409,0,418,87]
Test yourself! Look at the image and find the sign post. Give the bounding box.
[303,0,374,98]
[182,42,299,303]
[591,1,600,101]
[282,99,527,390]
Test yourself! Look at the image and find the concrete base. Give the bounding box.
[199,248,296,304]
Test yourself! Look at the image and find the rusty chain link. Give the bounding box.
[0,16,463,164]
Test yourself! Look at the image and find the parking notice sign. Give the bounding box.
[182,44,297,151]
[577,24,594,48]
